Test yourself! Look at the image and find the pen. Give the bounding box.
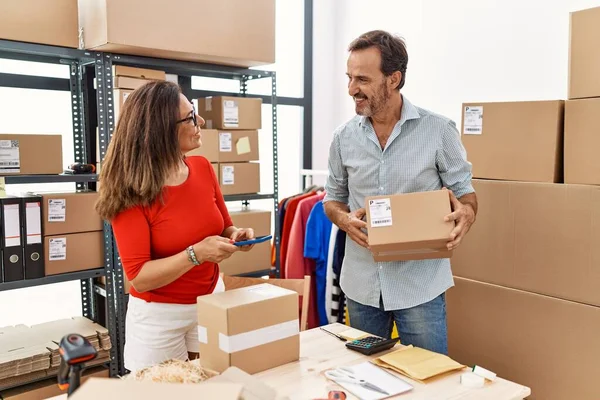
[320,327,347,342]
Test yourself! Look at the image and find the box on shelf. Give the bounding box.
[77,0,275,67]
[564,98,600,185]
[568,6,600,99]
[448,277,600,400]
[44,231,104,276]
[197,283,300,374]
[114,76,152,91]
[186,130,259,163]
[365,190,454,262]
[220,209,272,275]
[218,163,260,196]
[0,0,78,48]
[114,89,134,122]
[460,101,564,183]
[452,179,600,307]
[112,66,166,81]
[0,134,62,175]
[198,97,262,130]
[40,191,103,236]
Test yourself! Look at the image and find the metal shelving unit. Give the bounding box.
[93,51,280,375]
[0,40,120,381]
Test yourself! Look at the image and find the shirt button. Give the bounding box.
[379,266,383,270]
[379,187,384,191]
[381,160,384,164]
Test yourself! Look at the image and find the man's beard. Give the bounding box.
[354,82,390,117]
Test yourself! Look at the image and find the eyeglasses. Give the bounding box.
[177,105,198,127]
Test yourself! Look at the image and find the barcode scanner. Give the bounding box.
[57,333,98,396]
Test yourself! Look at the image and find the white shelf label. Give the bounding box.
[48,199,66,222]
[463,106,483,135]
[49,238,67,261]
[368,198,393,227]
[223,100,239,128]
[222,166,235,185]
[3,204,21,247]
[26,202,42,245]
[0,139,20,173]
[219,132,233,152]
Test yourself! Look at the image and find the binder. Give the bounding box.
[1,196,24,282]
[21,195,44,279]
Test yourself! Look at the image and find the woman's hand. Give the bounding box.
[229,227,255,252]
[193,236,239,263]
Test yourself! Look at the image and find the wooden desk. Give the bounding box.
[255,324,531,400]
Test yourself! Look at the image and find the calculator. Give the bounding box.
[345,336,399,355]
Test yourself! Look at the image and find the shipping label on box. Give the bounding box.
[0,134,62,175]
[197,283,299,374]
[365,190,454,262]
[219,163,260,195]
[41,192,103,235]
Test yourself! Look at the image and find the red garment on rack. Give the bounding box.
[279,192,316,279]
[285,192,325,329]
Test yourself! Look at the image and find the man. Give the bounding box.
[323,30,477,355]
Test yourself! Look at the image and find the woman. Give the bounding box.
[95,80,255,373]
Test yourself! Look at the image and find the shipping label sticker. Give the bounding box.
[219,132,233,152]
[463,106,483,135]
[223,100,239,128]
[222,166,235,185]
[49,238,67,261]
[0,139,20,173]
[48,199,66,222]
[205,97,213,112]
[368,198,393,227]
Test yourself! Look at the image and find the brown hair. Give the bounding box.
[95,80,183,220]
[348,30,408,90]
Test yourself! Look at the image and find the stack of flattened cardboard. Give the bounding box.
[0,317,111,391]
[451,7,600,400]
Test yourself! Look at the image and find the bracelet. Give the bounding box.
[186,246,200,266]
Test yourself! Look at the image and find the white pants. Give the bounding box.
[124,276,225,373]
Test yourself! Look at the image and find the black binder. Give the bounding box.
[21,195,44,279]
[1,196,24,282]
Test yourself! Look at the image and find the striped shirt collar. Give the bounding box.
[358,95,421,129]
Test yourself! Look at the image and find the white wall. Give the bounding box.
[312,0,600,170]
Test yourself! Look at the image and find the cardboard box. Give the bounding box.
[44,231,104,275]
[365,190,453,262]
[0,0,78,48]
[219,163,260,196]
[114,76,152,90]
[460,101,564,183]
[197,283,300,374]
[114,89,133,122]
[186,130,259,162]
[568,6,600,99]
[40,192,103,236]
[220,210,272,275]
[113,65,166,81]
[2,367,108,400]
[448,277,600,400]
[77,0,275,67]
[0,134,62,175]
[452,180,600,307]
[564,98,600,185]
[198,97,262,130]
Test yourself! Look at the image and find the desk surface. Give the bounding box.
[255,324,531,400]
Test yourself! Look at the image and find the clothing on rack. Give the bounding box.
[304,201,333,327]
[325,224,339,324]
[332,230,347,324]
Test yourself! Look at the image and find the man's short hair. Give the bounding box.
[348,30,408,90]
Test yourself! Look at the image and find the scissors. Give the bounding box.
[325,367,389,395]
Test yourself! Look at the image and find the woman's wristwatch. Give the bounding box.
[186,245,201,266]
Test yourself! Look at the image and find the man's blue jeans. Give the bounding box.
[346,293,448,355]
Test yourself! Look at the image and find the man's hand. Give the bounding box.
[340,208,369,249]
[444,191,476,251]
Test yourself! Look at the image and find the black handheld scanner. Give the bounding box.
[57,333,98,396]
